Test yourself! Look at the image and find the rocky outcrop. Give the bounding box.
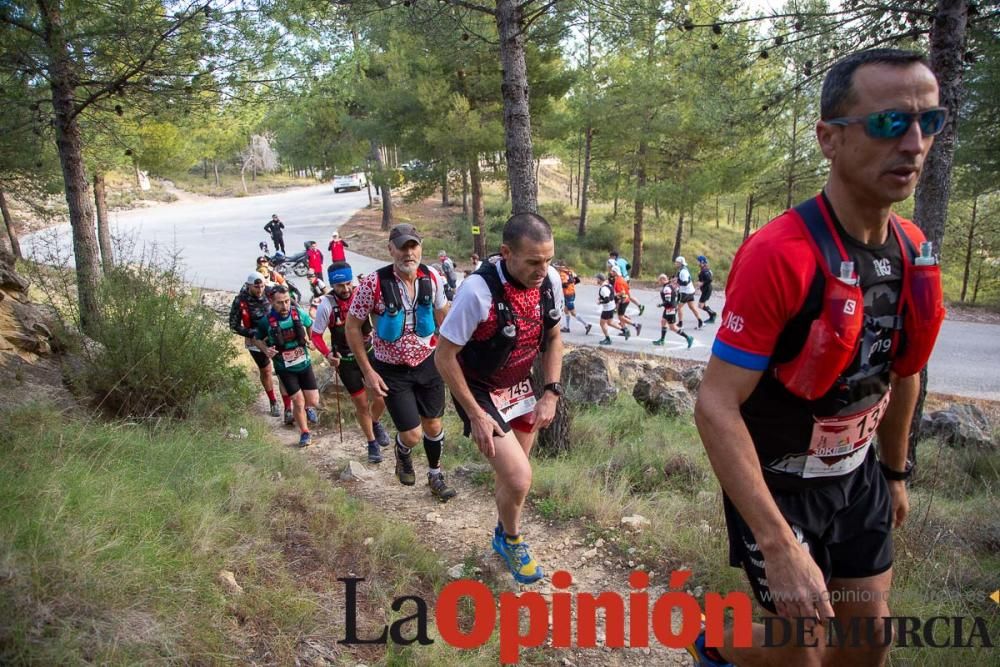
[632,376,694,416]
[921,404,996,449]
[562,347,618,405]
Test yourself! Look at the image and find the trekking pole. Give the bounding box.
[333,364,344,443]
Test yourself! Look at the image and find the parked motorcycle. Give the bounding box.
[270,242,310,277]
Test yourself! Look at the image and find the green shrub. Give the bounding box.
[82,265,253,419]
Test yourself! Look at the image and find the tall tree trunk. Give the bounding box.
[441,168,450,207]
[370,140,393,230]
[202,157,208,179]
[0,186,23,259]
[44,3,101,331]
[213,160,220,186]
[672,210,684,263]
[632,139,647,277]
[578,126,593,238]
[743,193,755,241]
[613,161,621,217]
[786,88,800,210]
[93,172,114,273]
[575,131,583,211]
[716,195,720,229]
[914,0,968,256]
[462,168,469,218]
[470,157,486,259]
[908,1,968,465]
[960,197,977,302]
[971,254,983,303]
[732,202,737,226]
[495,0,537,214]
[568,162,573,204]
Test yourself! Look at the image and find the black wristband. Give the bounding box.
[879,461,913,481]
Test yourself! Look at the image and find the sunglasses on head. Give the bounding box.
[826,107,948,139]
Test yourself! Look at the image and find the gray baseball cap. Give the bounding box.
[389,224,422,248]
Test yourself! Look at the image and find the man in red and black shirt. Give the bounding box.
[312,261,390,464]
[346,224,455,500]
[436,213,564,585]
[692,49,945,667]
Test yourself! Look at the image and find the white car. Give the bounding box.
[333,172,367,193]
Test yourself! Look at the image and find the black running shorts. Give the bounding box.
[336,356,367,396]
[248,349,270,369]
[276,366,318,396]
[723,450,893,614]
[699,286,713,303]
[679,292,695,303]
[661,311,677,324]
[372,355,445,432]
[616,301,629,316]
[600,310,615,321]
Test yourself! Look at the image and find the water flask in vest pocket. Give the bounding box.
[414,301,436,337]
[775,264,864,400]
[894,242,945,377]
[377,305,405,343]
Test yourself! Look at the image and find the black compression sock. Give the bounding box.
[423,431,444,469]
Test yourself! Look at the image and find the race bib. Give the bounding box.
[282,346,308,368]
[490,379,537,422]
[802,389,892,478]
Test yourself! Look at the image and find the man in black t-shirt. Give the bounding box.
[264,214,286,253]
[695,255,718,324]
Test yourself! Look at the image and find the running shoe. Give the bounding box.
[623,327,631,340]
[635,323,642,336]
[686,614,732,666]
[638,304,645,316]
[686,334,695,349]
[652,338,665,346]
[560,326,571,333]
[269,401,281,417]
[599,337,612,346]
[394,445,416,486]
[492,532,544,584]
[297,431,312,448]
[306,406,318,424]
[696,320,704,330]
[428,471,457,501]
[367,440,382,464]
[372,421,391,448]
[283,408,294,425]
[707,313,717,324]
[584,323,592,335]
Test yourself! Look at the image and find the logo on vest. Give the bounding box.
[872,258,892,278]
[844,299,857,315]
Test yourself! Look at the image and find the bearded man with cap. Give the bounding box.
[346,224,457,500]
[311,261,391,463]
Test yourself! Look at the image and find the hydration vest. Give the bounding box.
[660,284,678,309]
[267,306,307,350]
[325,293,372,355]
[598,284,614,304]
[459,261,560,381]
[772,196,945,401]
[374,264,436,343]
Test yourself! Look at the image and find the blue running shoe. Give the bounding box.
[306,407,318,424]
[297,431,312,448]
[686,615,732,666]
[492,532,544,584]
[372,421,391,448]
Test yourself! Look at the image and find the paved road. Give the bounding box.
[24,184,1000,400]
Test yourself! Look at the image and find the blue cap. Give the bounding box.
[327,263,353,285]
[696,255,708,263]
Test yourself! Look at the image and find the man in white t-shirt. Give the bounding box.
[675,256,702,329]
[436,213,564,585]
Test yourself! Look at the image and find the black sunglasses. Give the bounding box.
[826,107,948,139]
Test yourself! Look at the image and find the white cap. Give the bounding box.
[675,256,687,265]
[332,231,339,238]
[247,272,265,285]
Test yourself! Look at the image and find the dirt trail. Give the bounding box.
[263,393,692,666]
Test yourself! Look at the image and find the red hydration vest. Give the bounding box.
[459,261,560,389]
[773,196,945,400]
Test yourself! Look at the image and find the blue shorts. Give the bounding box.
[565,295,576,311]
